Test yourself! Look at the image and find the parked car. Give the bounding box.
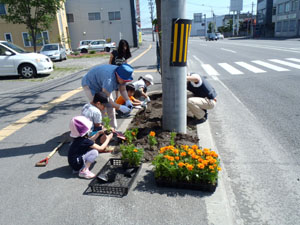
[205,33,218,41]
[78,40,93,50]
[78,39,116,53]
[40,43,67,61]
[216,33,224,39]
[0,40,53,78]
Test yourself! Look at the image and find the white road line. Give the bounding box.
[285,58,300,63]
[269,59,300,69]
[220,48,237,53]
[201,64,220,76]
[252,60,289,72]
[218,63,243,75]
[193,55,204,65]
[235,62,266,73]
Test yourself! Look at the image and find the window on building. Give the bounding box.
[22,31,49,47]
[4,33,13,42]
[42,31,49,44]
[108,11,121,20]
[285,2,290,12]
[88,12,101,21]
[194,13,202,23]
[276,22,282,32]
[272,7,277,15]
[289,19,296,31]
[22,33,32,47]
[67,13,74,23]
[278,3,284,14]
[291,0,297,11]
[0,3,6,15]
[282,21,289,32]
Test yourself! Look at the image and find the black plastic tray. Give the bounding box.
[85,158,142,197]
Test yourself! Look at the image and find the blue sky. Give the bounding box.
[140,0,256,28]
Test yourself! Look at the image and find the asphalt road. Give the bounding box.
[1,36,300,225]
[187,37,300,224]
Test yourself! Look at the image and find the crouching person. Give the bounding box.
[187,73,217,122]
[68,116,113,179]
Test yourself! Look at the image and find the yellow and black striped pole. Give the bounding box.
[170,19,192,66]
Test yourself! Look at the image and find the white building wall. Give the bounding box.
[65,0,134,50]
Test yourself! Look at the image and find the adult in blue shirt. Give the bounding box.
[82,63,134,129]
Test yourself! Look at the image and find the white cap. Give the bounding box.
[143,74,154,85]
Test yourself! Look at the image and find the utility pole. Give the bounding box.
[161,0,188,133]
[204,13,207,37]
[148,0,155,42]
[251,1,254,38]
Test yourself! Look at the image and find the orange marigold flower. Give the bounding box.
[203,160,209,166]
[173,149,179,155]
[164,155,169,159]
[192,145,198,150]
[133,149,138,152]
[182,145,189,151]
[178,162,185,168]
[197,163,205,169]
[180,152,187,157]
[209,165,214,170]
[186,164,194,171]
[191,154,198,159]
[132,132,136,136]
[170,162,174,165]
[169,156,174,161]
[175,156,180,161]
[198,158,203,163]
[149,131,156,137]
[196,150,203,155]
[203,148,210,151]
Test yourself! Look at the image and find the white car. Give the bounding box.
[0,41,53,78]
[78,39,116,53]
[216,33,224,39]
[40,43,67,61]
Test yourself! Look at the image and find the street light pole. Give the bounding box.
[161,0,187,133]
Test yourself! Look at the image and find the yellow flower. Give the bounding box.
[180,152,187,157]
[186,164,194,171]
[178,162,185,168]
[133,149,138,152]
[149,131,156,137]
[197,163,205,169]
[196,150,203,156]
[217,167,222,171]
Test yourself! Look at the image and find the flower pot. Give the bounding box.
[155,176,217,192]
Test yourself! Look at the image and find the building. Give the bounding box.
[256,0,274,37]
[273,0,299,37]
[0,3,71,52]
[65,0,138,50]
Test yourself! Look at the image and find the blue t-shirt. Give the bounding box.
[68,137,94,171]
[81,64,119,96]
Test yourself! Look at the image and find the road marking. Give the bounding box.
[201,64,220,76]
[285,58,300,63]
[0,87,83,142]
[134,69,157,73]
[218,63,243,75]
[235,62,266,73]
[220,48,237,53]
[269,59,300,69]
[193,55,204,65]
[252,60,289,72]
[128,44,152,64]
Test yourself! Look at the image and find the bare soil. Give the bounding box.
[122,93,199,162]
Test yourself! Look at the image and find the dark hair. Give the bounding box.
[126,83,135,92]
[93,92,109,104]
[118,39,131,59]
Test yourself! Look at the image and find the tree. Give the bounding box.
[0,0,64,52]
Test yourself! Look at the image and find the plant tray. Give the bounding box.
[155,177,217,192]
[85,158,142,197]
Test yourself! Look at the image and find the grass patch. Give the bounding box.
[68,52,110,59]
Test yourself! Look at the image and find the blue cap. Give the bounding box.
[115,64,134,81]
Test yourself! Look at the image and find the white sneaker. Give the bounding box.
[79,168,95,179]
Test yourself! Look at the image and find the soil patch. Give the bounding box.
[122,93,199,162]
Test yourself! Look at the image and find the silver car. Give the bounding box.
[40,43,67,61]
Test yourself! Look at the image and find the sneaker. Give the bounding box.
[79,168,96,179]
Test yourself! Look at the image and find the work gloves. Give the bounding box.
[119,105,131,114]
[125,100,133,110]
[145,96,151,102]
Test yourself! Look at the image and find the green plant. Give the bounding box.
[170,131,176,146]
[89,50,96,54]
[148,131,157,147]
[120,144,144,167]
[124,128,138,144]
[152,145,221,185]
[102,114,112,134]
[73,51,79,56]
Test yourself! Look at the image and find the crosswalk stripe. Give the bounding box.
[235,62,266,73]
[285,58,300,63]
[218,63,243,75]
[269,59,300,69]
[201,64,220,76]
[252,60,289,72]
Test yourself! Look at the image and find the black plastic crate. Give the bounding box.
[84,158,142,197]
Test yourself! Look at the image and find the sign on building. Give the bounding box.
[230,0,243,11]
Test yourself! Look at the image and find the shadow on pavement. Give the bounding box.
[38,165,75,179]
[133,169,213,197]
